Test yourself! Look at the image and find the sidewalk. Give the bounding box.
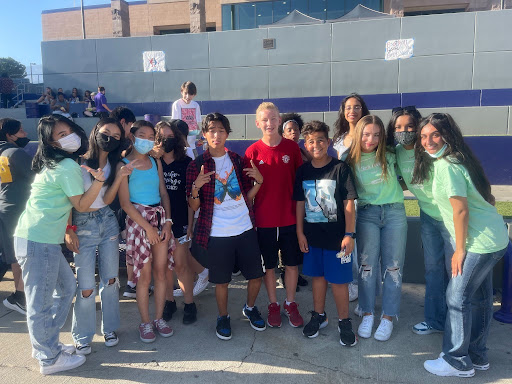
[1,271,511,384]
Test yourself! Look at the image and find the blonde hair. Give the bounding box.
[256,102,280,117]
[346,115,389,180]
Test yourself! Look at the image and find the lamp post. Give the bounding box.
[30,63,36,84]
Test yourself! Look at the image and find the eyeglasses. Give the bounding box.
[392,105,418,115]
[345,106,362,111]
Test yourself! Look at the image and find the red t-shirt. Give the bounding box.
[245,138,303,228]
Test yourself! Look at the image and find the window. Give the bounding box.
[256,2,273,27]
[291,0,308,14]
[273,0,291,22]
[404,8,465,16]
[222,5,234,31]
[326,0,344,19]
[238,3,256,30]
[308,0,327,20]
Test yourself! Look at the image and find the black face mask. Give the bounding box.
[163,137,177,153]
[15,137,30,148]
[96,132,120,152]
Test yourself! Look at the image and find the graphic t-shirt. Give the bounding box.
[351,151,403,206]
[293,158,358,251]
[395,144,441,220]
[162,156,192,228]
[171,99,202,148]
[245,138,303,228]
[210,154,252,237]
[432,158,508,254]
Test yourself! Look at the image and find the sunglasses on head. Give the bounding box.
[392,105,418,115]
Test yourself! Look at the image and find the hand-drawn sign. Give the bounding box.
[385,39,414,61]
[143,51,166,72]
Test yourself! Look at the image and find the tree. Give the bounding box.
[0,57,26,78]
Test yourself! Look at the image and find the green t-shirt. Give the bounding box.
[15,158,85,244]
[395,144,441,220]
[432,158,508,254]
[352,151,404,206]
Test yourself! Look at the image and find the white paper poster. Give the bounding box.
[143,51,166,72]
[385,39,414,61]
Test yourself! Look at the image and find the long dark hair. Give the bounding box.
[385,106,422,147]
[333,93,370,143]
[32,115,88,173]
[155,120,187,161]
[412,113,492,203]
[83,118,125,187]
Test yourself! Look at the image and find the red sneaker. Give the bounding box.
[284,301,304,327]
[153,318,174,338]
[267,302,282,328]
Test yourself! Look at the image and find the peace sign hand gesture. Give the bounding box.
[243,160,263,185]
[193,165,215,190]
[81,164,106,182]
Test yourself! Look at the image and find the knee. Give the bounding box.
[359,260,373,281]
[81,289,94,298]
[173,262,188,276]
[104,277,119,288]
[153,268,166,282]
[384,266,402,287]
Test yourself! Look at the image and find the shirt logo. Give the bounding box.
[259,160,265,165]
[282,155,290,164]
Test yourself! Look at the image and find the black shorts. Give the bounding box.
[206,229,265,284]
[257,224,303,270]
[172,222,188,239]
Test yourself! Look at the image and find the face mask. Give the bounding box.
[14,136,30,148]
[133,137,154,155]
[57,132,82,153]
[163,137,177,153]
[96,132,120,152]
[394,131,416,146]
[188,129,200,136]
[427,143,448,159]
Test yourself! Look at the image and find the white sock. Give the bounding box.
[285,300,293,306]
[245,304,254,311]
[127,281,135,288]
[198,268,208,278]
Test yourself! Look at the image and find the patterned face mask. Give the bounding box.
[393,131,417,146]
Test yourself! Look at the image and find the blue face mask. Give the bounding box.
[188,129,200,136]
[133,137,154,155]
[427,143,448,159]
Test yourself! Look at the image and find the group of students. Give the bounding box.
[0,85,508,379]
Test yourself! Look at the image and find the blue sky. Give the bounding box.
[0,1,135,81]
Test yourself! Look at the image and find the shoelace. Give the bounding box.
[154,319,167,330]
[104,331,116,340]
[142,323,153,335]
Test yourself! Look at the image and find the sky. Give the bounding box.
[0,0,136,82]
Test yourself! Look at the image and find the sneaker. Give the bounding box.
[183,302,197,325]
[216,315,232,340]
[358,314,374,339]
[232,266,241,277]
[338,318,358,347]
[412,321,443,335]
[354,304,363,317]
[348,283,358,302]
[123,285,136,298]
[267,302,282,328]
[374,318,393,341]
[3,292,26,315]
[302,311,328,338]
[192,275,209,296]
[297,274,308,287]
[104,331,119,347]
[173,288,184,297]
[139,322,156,343]
[284,301,304,327]
[153,318,174,338]
[40,352,86,375]
[163,300,177,322]
[473,362,490,371]
[424,357,475,377]
[75,343,91,355]
[32,342,75,359]
[242,305,266,331]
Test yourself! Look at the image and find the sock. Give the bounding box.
[245,304,254,311]
[285,300,293,306]
[318,312,325,317]
[198,268,208,278]
[127,281,135,288]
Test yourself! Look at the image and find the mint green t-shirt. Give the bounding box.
[352,151,404,206]
[15,158,85,244]
[432,158,508,254]
[395,144,441,220]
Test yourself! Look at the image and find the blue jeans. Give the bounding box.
[420,210,454,330]
[356,203,407,318]
[442,245,507,371]
[14,237,77,366]
[71,206,120,345]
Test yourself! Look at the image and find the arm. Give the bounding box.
[171,101,180,119]
[157,159,173,241]
[296,201,308,253]
[450,196,469,277]
[242,159,263,202]
[64,211,80,254]
[102,160,139,205]
[341,199,356,255]
[67,166,106,212]
[102,103,112,113]
[50,99,59,110]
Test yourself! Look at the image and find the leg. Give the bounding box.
[257,227,279,303]
[263,269,278,303]
[312,277,328,314]
[165,269,175,301]
[284,265,298,303]
[151,240,170,320]
[136,261,152,324]
[332,283,349,320]
[216,283,229,316]
[173,242,194,304]
[247,278,262,307]
[11,262,24,291]
[279,225,302,303]
[468,271,493,366]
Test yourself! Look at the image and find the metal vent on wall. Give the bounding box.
[263,38,275,49]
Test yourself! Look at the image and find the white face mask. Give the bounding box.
[57,132,82,153]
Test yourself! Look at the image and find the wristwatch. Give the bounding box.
[344,232,356,239]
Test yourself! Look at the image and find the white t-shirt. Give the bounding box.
[333,133,351,161]
[82,160,111,209]
[171,98,202,148]
[210,154,252,237]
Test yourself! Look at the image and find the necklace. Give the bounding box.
[215,152,228,174]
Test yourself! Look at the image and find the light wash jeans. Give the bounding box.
[71,206,120,345]
[420,210,454,330]
[356,203,407,318]
[442,244,507,371]
[14,237,76,366]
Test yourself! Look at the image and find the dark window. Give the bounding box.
[222,5,234,30]
[326,0,345,19]
[273,0,292,22]
[309,0,327,20]
[256,2,273,27]
[291,0,308,14]
[404,8,465,16]
[238,3,257,29]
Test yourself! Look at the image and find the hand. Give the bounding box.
[118,159,141,178]
[243,160,263,184]
[149,146,164,159]
[65,230,80,253]
[60,107,66,112]
[194,165,215,189]
[451,249,467,277]
[81,165,105,182]
[186,226,193,240]
[341,237,354,256]
[160,221,173,242]
[297,232,309,253]
[145,226,161,246]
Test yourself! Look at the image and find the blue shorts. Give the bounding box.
[303,246,353,285]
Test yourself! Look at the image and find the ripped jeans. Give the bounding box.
[356,203,407,318]
[71,206,120,345]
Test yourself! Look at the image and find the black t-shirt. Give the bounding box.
[293,157,358,251]
[161,156,192,227]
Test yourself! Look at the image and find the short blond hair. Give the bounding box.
[256,102,280,117]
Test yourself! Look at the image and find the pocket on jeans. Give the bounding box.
[14,237,28,260]
[73,217,89,227]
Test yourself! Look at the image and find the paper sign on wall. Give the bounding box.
[143,51,166,72]
[385,39,414,61]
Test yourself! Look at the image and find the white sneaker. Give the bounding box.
[440,352,489,371]
[173,288,184,297]
[374,318,393,341]
[348,283,358,302]
[192,275,209,296]
[358,314,374,339]
[354,304,363,317]
[424,357,475,377]
[412,321,443,335]
[40,352,86,375]
[32,342,75,358]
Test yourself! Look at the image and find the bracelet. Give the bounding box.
[66,224,77,232]
[255,179,263,185]
[190,194,200,200]
[192,182,200,190]
[94,178,105,183]
[165,218,173,225]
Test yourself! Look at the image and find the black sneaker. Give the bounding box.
[303,311,328,338]
[242,304,266,331]
[163,300,177,321]
[3,291,26,315]
[338,318,357,347]
[183,302,197,325]
[216,315,232,340]
[297,274,308,287]
[123,285,136,298]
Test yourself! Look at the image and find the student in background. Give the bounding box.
[171,81,202,158]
